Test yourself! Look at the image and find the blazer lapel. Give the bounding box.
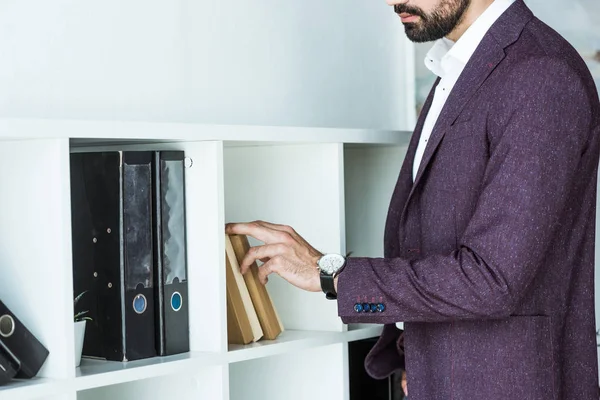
[384,78,439,257]
[402,0,534,212]
[402,78,440,190]
[411,38,505,190]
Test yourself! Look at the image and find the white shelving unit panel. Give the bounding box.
[0,138,75,381]
[0,133,409,400]
[0,328,383,399]
[229,343,348,400]
[227,326,383,364]
[0,118,411,146]
[77,366,228,400]
[74,352,223,392]
[0,378,68,400]
[0,327,383,400]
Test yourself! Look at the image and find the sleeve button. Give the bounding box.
[361,303,370,313]
[377,303,385,312]
[354,303,363,313]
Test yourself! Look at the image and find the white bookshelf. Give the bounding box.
[0,126,409,400]
[0,0,415,399]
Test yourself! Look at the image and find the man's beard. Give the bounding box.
[394,0,471,43]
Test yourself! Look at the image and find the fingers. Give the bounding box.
[240,243,286,274]
[401,370,408,396]
[225,221,294,245]
[257,257,280,285]
[252,220,294,233]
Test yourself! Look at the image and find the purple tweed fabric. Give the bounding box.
[337,1,600,399]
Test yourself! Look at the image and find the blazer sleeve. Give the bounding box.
[337,57,595,324]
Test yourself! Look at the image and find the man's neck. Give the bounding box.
[446,0,495,42]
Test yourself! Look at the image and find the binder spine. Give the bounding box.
[118,151,127,361]
[122,152,156,361]
[71,152,125,361]
[153,152,166,356]
[154,151,189,356]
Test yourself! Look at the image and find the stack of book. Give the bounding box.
[225,234,284,345]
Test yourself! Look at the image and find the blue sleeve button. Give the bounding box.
[361,303,370,313]
[369,303,377,313]
[354,303,363,313]
[376,303,385,312]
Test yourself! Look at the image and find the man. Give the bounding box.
[226,0,600,398]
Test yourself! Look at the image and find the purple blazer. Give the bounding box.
[337,1,600,399]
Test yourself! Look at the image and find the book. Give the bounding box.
[225,235,263,344]
[228,234,283,340]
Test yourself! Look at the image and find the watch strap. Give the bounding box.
[320,272,337,300]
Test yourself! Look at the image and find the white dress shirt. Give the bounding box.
[398,0,515,330]
[412,0,516,182]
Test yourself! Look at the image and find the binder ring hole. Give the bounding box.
[133,294,147,314]
[171,292,183,312]
[0,315,15,338]
[184,157,193,169]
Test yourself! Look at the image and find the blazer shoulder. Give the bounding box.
[502,24,599,120]
[508,17,595,89]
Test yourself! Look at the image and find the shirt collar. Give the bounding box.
[424,0,516,78]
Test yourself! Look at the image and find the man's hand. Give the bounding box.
[401,370,408,397]
[225,221,323,292]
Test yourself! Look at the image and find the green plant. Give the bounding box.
[74,290,93,323]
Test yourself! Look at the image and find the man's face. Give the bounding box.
[387,0,472,42]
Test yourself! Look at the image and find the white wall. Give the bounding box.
[0,0,412,130]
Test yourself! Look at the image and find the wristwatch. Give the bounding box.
[317,253,347,300]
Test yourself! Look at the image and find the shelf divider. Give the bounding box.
[0,138,75,380]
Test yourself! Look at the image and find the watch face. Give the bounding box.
[318,253,345,275]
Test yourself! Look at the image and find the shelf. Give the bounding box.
[0,377,67,400]
[0,352,224,399]
[0,118,411,147]
[0,327,383,399]
[227,326,383,364]
[74,351,223,392]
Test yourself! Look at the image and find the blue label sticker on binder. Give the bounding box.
[133,294,147,314]
[171,292,182,312]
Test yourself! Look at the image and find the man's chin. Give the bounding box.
[404,25,446,43]
[404,26,430,43]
